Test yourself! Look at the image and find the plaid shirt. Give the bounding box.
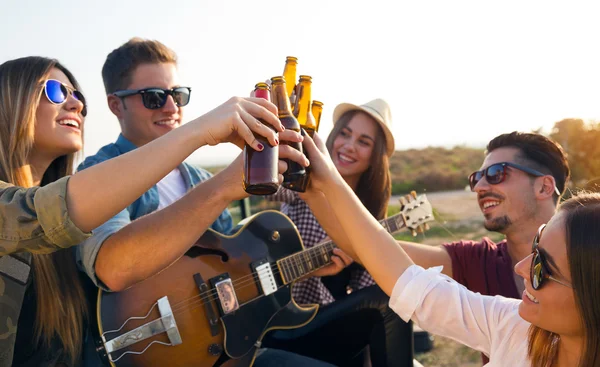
[269,188,376,306]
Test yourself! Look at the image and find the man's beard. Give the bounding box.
[484,215,512,233]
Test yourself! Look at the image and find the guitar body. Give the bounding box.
[96,211,318,367]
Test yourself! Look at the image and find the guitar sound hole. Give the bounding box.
[186,246,229,262]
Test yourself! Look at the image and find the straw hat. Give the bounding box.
[332,98,395,157]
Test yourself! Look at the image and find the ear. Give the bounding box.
[535,175,557,200]
[107,94,124,118]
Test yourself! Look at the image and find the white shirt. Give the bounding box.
[389,265,531,366]
[156,168,188,210]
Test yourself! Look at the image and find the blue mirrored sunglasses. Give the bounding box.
[43,79,87,117]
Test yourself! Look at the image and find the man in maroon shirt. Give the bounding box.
[395,131,570,363]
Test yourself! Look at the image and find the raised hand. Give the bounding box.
[300,131,340,192]
[214,129,309,202]
[194,96,284,150]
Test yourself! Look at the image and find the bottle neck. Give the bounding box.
[294,82,312,127]
[271,83,293,117]
[254,88,269,100]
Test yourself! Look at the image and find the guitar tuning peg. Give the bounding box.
[398,197,407,206]
[424,223,430,231]
[411,229,418,237]
[404,194,412,203]
[417,226,424,234]
[410,191,417,199]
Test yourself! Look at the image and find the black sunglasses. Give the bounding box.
[531,224,572,290]
[43,79,87,117]
[113,87,192,110]
[469,162,560,195]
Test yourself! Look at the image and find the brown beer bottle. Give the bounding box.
[293,75,317,137]
[311,100,324,134]
[283,56,298,103]
[270,76,307,192]
[242,82,279,195]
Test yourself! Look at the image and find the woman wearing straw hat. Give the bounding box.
[264,99,413,367]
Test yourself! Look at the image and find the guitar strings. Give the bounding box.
[169,241,339,312]
[170,211,424,312]
[169,218,441,314]
[169,243,339,314]
[169,219,439,315]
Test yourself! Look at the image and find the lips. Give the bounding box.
[337,152,357,164]
[482,200,500,209]
[57,119,81,130]
[523,289,539,304]
[154,119,179,127]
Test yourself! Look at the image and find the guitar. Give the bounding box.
[94,192,433,367]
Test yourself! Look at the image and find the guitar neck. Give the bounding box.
[276,214,407,285]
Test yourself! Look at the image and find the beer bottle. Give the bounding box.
[242,82,279,195]
[270,76,308,192]
[311,100,324,134]
[283,56,298,104]
[293,75,317,137]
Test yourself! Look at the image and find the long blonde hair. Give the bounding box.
[0,56,88,365]
[326,110,391,219]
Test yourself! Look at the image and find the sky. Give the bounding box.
[2,1,600,166]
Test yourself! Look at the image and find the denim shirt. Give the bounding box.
[0,177,90,367]
[75,134,233,290]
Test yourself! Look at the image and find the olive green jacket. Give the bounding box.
[0,176,90,367]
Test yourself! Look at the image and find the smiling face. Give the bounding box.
[32,67,85,159]
[514,213,581,337]
[330,111,378,184]
[472,147,541,233]
[114,62,183,147]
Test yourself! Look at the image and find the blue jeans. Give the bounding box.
[254,349,337,367]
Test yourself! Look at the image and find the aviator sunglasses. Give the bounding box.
[469,162,560,196]
[113,87,192,110]
[530,224,573,290]
[43,79,87,117]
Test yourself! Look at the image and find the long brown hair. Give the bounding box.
[0,56,87,365]
[527,192,600,367]
[326,110,391,219]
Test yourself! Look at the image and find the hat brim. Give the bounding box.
[333,103,395,157]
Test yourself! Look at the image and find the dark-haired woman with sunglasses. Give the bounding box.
[0,56,292,367]
[300,132,599,367]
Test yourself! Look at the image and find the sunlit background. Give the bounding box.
[2,0,600,166]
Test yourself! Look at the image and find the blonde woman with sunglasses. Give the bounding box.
[0,56,297,367]
[301,132,599,367]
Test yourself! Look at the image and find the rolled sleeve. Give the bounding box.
[0,177,90,255]
[76,208,131,290]
[389,265,445,322]
[388,264,524,357]
[34,176,90,248]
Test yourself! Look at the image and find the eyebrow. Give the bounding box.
[342,127,375,142]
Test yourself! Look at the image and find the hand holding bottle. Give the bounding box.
[300,131,342,193]
[192,96,283,151]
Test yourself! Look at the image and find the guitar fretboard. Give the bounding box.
[277,214,407,284]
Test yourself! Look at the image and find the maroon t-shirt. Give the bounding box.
[442,238,520,365]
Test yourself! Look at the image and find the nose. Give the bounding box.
[64,93,85,116]
[472,174,490,193]
[162,95,178,114]
[514,253,533,281]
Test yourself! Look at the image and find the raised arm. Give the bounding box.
[68,96,282,233]
[0,97,286,256]
[301,133,414,295]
